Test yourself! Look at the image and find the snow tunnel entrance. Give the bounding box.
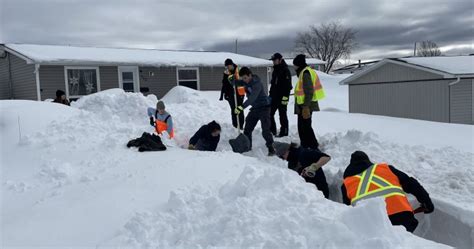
[326,177,473,249]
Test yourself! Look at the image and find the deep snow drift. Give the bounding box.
[1,72,473,248]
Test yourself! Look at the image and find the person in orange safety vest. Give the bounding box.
[147,100,174,139]
[342,151,434,233]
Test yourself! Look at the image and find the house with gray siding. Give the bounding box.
[340,56,474,125]
[0,44,272,101]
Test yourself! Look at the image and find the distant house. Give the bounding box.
[0,44,272,101]
[340,56,474,124]
[332,60,379,74]
[284,57,326,75]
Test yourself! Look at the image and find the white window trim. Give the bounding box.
[64,66,101,98]
[176,67,200,90]
[118,66,140,92]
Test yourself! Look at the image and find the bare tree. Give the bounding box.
[295,22,357,73]
[416,41,442,57]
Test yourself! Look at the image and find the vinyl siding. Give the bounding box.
[0,51,11,99]
[9,53,37,100]
[449,79,473,124]
[100,66,119,90]
[350,62,443,85]
[139,66,177,98]
[251,66,270,93]
[199,67,224,91]
[349,80,451,122]
[39,65,64,100]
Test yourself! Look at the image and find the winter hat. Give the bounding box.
[274,142,291,158]
[293,54,307,67]
[56,89,65,98]
[270,52,283,60]
[156,101,165,110]
[350,151,371,164]
[208,120,221,131]
[224,58,234,66]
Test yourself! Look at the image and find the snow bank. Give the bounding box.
[120,166,446,249]
[2,76,473,248]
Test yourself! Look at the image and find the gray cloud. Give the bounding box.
[2,0,473,62]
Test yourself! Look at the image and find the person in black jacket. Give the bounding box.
[275,142,331,198]
[269,53,292,137]
[341,151,434,233]
[52,90,70,106]
[220,59,245,129]
[188,121,221,151]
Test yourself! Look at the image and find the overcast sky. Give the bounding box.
[1,0,473,63]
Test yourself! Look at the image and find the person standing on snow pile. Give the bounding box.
[53,90,70,106]
[147,100,174,139]
[341,151,434,233]
[234,67,275,156]
[188,121,221,151]
[269,53,292,137]
[220,58,245,129]
[293,54,325,149]
[274,142,331,198]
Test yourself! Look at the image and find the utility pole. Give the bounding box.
[413,42,417,57]
[234,39,238,53]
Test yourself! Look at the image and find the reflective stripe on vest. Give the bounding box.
[295,66,325,104]
[344,163,413,215]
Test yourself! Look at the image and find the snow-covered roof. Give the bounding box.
[399,56,474,75]
[3,44,272,67]
[284,58,326,65]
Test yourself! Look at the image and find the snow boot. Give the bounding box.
[267,145,276,156]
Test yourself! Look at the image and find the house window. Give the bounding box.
[65,67,100,97]
[177,68,199,90]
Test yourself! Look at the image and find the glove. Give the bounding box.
[302,106,311,119]
[301,163,322,177]
[234,106,244,115]
[228,74,235,81]
[421,200,434,214]
[188,144,195,150]
[281,96,289,105]
[149,117,155,126]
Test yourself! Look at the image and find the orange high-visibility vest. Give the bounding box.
[228,66,245,96]
[155,116,174,138]
[343,163,413,215]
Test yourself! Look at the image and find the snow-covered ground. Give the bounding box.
[1,72,473,249]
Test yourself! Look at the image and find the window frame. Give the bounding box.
[64,66,101,98]
[118,66,140,92]
[176,67,200,90]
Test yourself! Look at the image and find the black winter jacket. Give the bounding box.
[269,60,292,100]
[189,121,221,151]
[220,64,243,101]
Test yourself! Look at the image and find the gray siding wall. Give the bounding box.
[7,53,37,100]
[39,65,64,100]
[200,66,269,93]
[350,62,443,84]
[39,65,119,100]
[139,66,177,98]
[449,79,473,124]
[99,66,119,90]
[0,52,11,99]
[349,80,451,122]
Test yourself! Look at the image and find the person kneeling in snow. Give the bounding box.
[147,100,174,139]
[188,121,221,151]
[275,142,331,198]
[341,151,434,233]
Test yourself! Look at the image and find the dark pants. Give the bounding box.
[389,212,419,233]
[227,97,245,129]
[270,97,288,135]
[297,113,319,149]
[243,106,274,149]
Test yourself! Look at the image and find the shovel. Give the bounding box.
[229,82,250,153]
